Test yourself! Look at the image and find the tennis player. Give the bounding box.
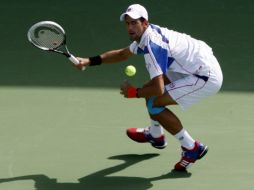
[76,4,223,171]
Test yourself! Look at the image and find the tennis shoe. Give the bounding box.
[174,141,208,171]
[126,127,167,149]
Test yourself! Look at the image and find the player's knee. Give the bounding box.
[147,96,166,115]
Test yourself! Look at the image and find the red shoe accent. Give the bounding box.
[174,157,195,171]
[126,128,149,142]
[126,128,167,149]
[174,141,208,171]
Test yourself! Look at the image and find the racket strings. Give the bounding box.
[29,25,65,49]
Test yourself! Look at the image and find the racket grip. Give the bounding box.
[69,54,86,71]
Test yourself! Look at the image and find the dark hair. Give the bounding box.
[139,17,147,22]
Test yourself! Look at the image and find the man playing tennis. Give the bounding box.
[76,4,223,171]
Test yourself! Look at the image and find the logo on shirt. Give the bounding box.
[169,82,175,88]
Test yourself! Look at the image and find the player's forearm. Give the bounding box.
[120,75,164,99]
[77,48,132,68]
[100,48,133,64]
[100,50,126,63]
[138,75,165,98]
[138,85,164,98]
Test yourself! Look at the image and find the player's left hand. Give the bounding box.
[120,80,138,98]
[120,80,131,97]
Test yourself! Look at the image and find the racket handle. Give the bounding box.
[69,54,86,71]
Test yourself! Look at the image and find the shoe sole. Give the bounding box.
[152,141,168,149]
[198,145,208,160]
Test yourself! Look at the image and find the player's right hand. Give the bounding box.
[75,57,90,70]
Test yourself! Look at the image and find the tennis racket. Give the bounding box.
[27,21,85,70]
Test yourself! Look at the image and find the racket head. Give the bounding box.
[27,21,66,51]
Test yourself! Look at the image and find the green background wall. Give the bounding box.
[0,0,253,91]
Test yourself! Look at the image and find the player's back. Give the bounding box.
[152,24,212,74]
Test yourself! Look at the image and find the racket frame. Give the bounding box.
[27,21,85,69]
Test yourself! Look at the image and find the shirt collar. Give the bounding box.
[137,25,152,48]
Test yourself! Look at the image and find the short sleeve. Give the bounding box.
[144,54,163,79]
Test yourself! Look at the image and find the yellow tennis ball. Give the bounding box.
[125,65,136,77]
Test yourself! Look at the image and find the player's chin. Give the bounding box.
[128,34,137,41]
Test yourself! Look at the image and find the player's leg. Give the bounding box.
[148,96,208,171]
[149,119,164,138]
[149,107,207,171]
[147,93,196,148]
[147,76,213,171]
[126,94,194,150]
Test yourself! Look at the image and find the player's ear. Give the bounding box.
[144,20,149,28]
[140,17,149,27]
[145,20,149,26]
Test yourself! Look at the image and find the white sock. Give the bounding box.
[174,128,195,150]
[149,120,164,138]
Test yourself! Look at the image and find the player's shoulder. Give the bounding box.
[149,23,171,34]
[147,24,171,45]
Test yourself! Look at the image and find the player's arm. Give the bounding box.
[100,47,133,63]
[143,75,171,87]
[139,75,165,98]
[134,40,170,98]
[120,75,165,99]
[76,47,133,69]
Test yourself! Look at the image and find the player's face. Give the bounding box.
[124,15,149,42]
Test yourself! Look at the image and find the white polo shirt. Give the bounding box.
[129,24,212,82]
[129,24,223,110]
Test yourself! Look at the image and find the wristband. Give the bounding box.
[127,87,140,98]
[89,55,102,66]
[136,88,140,98]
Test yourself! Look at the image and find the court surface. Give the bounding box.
[0,0,254,189]
[0,88,253,190]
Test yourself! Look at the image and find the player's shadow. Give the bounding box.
[0,154,191,190]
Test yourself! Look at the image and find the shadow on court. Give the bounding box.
[0,154,191,190]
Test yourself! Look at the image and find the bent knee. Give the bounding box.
[147,97,166,115]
